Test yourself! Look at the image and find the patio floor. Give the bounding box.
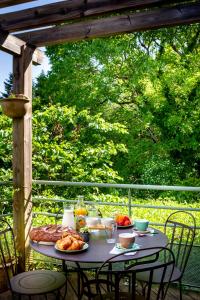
[0,272,199,300]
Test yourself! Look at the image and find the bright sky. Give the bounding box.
[0,49,51,94]
[0,0,64,94]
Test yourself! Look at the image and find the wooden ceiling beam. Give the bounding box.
[0,0,35,9]
[0,30,43,65]
[17,3,200,47]
[0,0,192,33]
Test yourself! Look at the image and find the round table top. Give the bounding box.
[30,227,168,263]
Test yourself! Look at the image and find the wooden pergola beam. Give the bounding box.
[0,0,35,9]
[0,0,183,33]
[17,3,200,47]
[0,30,43,65]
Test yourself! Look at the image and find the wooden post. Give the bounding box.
[12,45,33,271]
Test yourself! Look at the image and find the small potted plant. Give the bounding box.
[0,93,30,118]
[80,226,90,242]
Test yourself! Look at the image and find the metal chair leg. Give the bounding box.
[179,280,183,300]
[62,284,68,300]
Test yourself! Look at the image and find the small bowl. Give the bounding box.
[80,232,90,242]
[118,233,136,249]
[86,217,100,227]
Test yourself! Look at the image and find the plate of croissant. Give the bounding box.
[55,232,88,253]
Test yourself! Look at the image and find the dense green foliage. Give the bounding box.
[33,105,127,183]
[34,25,200,192]
[0,24,200,203]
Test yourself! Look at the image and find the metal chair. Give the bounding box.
[137,211,196,300]
[0,219,67,300]
[81,246,175,300]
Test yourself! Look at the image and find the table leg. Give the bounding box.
[76,262,82,299]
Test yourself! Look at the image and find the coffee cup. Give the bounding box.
[134,219,149,231]
[118,233,136,249]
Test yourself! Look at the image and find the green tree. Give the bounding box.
[33,104,127,183]
[34,24,200,188]
[1,73,13,98]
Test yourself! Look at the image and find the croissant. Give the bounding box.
[56,240,64,250]
[70,236,78,243]
[78,240,85,248]
[62,232,70,238]
[62,232,83,241]
[56,236,72,250]
[72,234,84,241]
[67,240,81,250]
[56,235,85,250]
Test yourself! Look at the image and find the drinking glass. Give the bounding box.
[106,222,117,244]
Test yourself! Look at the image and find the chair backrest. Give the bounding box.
[0,219,18,290]
[164,211,196,274]
[96,246,175,300]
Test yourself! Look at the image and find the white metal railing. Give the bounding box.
[33,180,200,191]
[1,180,200,220]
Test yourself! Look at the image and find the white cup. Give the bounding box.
[86,217,100,227]
[101,217,114,227]
[118,232,137,248]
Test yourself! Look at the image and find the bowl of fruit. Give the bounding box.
[115,214,133,228]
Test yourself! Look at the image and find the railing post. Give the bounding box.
[128,188,132,217]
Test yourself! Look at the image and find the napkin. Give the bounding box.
[109,243,140,255]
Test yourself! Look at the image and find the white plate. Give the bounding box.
[55,243,89,253]
[32,240,55,245]
[117,223,133,229]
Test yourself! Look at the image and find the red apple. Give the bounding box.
[124,220,131,226]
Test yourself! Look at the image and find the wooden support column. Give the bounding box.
[12,45,33,271]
